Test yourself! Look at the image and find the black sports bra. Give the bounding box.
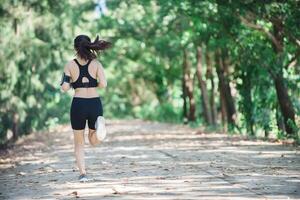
[71,59,98,89]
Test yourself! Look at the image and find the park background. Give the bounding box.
[0,0,299,146]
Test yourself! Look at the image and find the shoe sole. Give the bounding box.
[79,178,89,182]
[95,116,107,141]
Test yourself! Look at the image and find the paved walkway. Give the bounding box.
[0,119,299,199]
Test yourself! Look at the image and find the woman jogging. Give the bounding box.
[60,35,111,182]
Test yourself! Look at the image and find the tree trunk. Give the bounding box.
[12,113,19,141]
[215,49,236,130]
[13,18,18,35]
[196,46,212,125]
[182,74,188,124]
[276,105,285,132]
[271,18,296,135]
[206,51,217,125]
[221,51,236,125]
[220,87,227,132]
[241,70,254,136]
[274,74,295,135]
[183,50,196,121]
[215,52,227,132]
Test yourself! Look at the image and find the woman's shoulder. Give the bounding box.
[67,59,76,67]
[89,59,104,70]
[66,58,81,70]
[63,59,74,71]
[90,59,103,68]
[90,58,101,64]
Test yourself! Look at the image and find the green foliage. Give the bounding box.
[0,0,299,144]
[0,0,74,142]
[139,102,182,123]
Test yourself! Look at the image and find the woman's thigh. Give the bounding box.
[70,98,87,130]
[87,98,103,130]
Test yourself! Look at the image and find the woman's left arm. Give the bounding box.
[60,62,72,92]
[96,60,107,88]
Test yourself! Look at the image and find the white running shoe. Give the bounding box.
[95,116,106,141]
[78,174,89,182]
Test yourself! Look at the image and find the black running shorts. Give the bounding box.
[70,97,103,130]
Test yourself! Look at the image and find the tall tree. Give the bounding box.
[183,50,196,121]
[206,51,217,125]
[196,46,212,124]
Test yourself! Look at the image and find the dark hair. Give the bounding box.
[74,35,111,60]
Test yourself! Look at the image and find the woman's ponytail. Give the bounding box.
[74,35,111,60]
[88,35,111,51]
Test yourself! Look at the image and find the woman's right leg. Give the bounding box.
[73,129,86,175]
[87,97,103,146]
[88,129,101,146]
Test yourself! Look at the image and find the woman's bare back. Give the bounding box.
[62,57,107,97]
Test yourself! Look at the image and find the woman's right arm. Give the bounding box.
[96,60,107,88]
[60,62,72,92]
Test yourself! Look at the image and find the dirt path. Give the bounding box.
[0,119,299,200]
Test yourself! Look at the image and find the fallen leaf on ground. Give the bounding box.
[68,191,79,198]
[112,188,120,194]
[16,172,26,176]
[28,180,39,183]
[112,188,127,195]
